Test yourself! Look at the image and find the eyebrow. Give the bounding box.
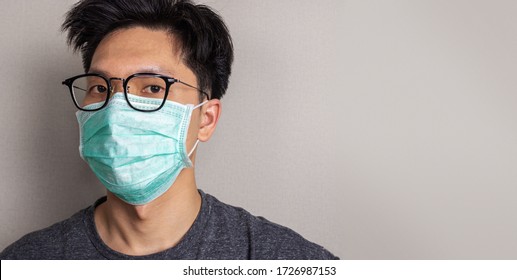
[88,67,175,77]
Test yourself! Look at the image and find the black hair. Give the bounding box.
[62,0,233,99]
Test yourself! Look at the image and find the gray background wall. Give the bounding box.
[1,0,516,259]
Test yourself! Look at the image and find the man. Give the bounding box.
[1,0,337,259]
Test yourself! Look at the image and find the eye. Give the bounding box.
[88,85,108,93]
[96,85,108,93]
[143,85,164,95]
[88,85,107,94]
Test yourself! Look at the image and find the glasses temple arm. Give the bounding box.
[73,85,87,92]
[176,80,210,100]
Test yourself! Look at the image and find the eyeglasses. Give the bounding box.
[62,73,209,112]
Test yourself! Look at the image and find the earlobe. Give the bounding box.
[198,99,221,142]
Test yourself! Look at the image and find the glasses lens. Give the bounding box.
[126,75,167,111]
[71,75,109,110]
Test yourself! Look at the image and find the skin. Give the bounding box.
[88,26,221,256]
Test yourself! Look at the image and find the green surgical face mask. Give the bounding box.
[76,93,206,205]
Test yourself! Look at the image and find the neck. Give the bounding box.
[94,168,201,256]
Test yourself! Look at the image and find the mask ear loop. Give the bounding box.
[193,100,208,110]
[188,140,200,157]
[187,99,209,158]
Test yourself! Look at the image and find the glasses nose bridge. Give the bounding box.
[108,77,126,93]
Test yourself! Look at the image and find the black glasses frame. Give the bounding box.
[62,72,210,112]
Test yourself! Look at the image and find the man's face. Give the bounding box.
[88,26,204,153]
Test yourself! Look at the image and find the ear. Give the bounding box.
[197,99,221,142]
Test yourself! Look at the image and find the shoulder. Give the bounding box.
[0,209,87,260]
[203,193,338,260]
[249,216,338,260]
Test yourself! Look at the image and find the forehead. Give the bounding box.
[90,26,184,77]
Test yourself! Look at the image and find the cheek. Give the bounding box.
[185,111,202,143]
[170,95,198,105]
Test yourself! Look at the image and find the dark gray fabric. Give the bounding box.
[1,190,338,260]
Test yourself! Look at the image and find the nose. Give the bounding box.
[109,77,125,94]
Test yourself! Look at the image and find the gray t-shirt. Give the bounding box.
[0,190,338,259]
